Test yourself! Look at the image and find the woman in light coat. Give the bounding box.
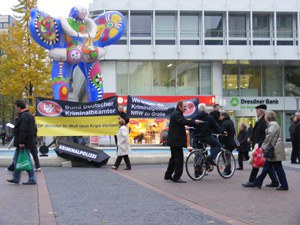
[112,119,131,170]
[252,111,288,190]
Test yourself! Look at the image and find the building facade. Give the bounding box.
[71,0,300,143]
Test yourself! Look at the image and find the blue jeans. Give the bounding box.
[197,135,222,159]
[254,161,288,189]
[12,148,36,183]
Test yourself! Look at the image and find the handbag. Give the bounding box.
[15,148,32,172]
[252,147,266,168]
[264,146,275,159]
[264,131,279,159]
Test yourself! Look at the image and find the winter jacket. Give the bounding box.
[167,109,195,147]
[261,121,286,162]
[117,125,131,156]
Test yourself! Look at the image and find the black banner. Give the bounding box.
[36,96,118,117]
[126,96,199,118]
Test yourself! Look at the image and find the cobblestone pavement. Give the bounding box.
[1,160,299,225]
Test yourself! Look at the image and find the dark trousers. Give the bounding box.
[1,138,5,146]
[248,165,278,184]
[238,151,250,169]
[291,141,300,163]
[165,146,184,180]
[30,145,40,169]
[254,161,288,189]
[114,155,131,169]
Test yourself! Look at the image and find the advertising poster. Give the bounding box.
[35,96,119,136]
[126,95,199,118]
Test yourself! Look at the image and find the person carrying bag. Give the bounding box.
[15,148,33,172]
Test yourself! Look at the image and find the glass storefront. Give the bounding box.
[116,61,212,96]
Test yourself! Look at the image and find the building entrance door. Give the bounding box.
[235,116,256,133]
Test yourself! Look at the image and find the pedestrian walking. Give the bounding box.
[164,101,201,183]
[242,104,279,188]
[243,111,289,191]
[236,122,250,170]
[114,105,129,149]
[219,112,236,151]
[294,112,300,164]
[30,121,41,172]
[0,131,6,146]
[289,114,299,164]
[6,100,36,185]
[112,119,131,170]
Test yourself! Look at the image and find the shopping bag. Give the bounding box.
[252,147,266,168]
[15,149,32,171]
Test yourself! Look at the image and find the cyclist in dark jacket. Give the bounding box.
[193,103,223,160]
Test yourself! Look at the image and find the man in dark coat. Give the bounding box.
[193,103,223,159]
[164,101,200,183]
[290,114,299,164]
[242,104,279,188]
[294,112,300,163]
[7,100,36,185]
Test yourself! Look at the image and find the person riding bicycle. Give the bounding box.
[192,103,224,163]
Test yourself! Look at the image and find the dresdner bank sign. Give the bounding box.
[225,97,283,110]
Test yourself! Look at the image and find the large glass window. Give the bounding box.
[177,62,199,95]
[277,14,293,38]
[130,12,152,45]
[128,62,153,95]
[285,66,300,96]
[262,65,283,96]
[240,65,261,96]
[200,63,212,95]
[253,14,270,38]
[223,65,239,96]
[153,61,176,95]
[155,12,176,45]
[205,13,223,38]
[116,62,129,95]
[229,14,247,37]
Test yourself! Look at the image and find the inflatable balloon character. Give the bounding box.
[29,6,126,101]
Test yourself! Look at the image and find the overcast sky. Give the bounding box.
[0,0,93,18]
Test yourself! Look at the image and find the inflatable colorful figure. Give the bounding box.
[29,6,126,101]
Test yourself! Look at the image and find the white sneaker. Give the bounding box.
[35,168,42,172]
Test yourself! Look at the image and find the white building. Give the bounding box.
[71,0,300,143]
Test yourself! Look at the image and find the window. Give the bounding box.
[205,13,223,37]
[116,62,129,95]
[253,14,270,38]
[229,14,246,37]
[240,65,261,96]
[277,14,293,38]
[153,61,176,95]
[180,13,200,37]
[128,62,153,95]
[285,66,300,96]
[177,62,199,95]
[130,12,152,45]
[223,65,239,96]
[200,63,212,95]
[155,13,176,38]
[262,65,283,96]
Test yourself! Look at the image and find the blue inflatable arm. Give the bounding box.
[93,11,126,47]
[29,8,65,50]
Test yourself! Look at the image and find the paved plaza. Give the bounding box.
[0,159,299,225]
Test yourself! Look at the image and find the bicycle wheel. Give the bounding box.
[216,150,236,179]
[185,151,206,181]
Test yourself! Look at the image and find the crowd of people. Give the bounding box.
[5,98,299,192]
[164,101,296,191]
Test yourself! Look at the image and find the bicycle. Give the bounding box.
[185,134,236,181]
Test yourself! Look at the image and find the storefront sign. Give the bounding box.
[223,97,284,110]
[35,97,119,136]
[127,95,199,118]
